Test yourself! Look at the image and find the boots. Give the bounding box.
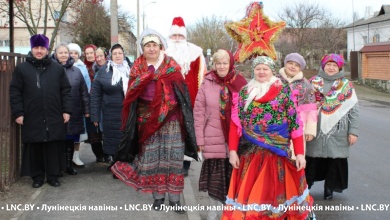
[65,141,77,175]
[91,142,105,163]
[72,150,85,167]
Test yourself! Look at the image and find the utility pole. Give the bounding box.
[10,0,14,52]
[110,0,119,47]
[137,0,140,57]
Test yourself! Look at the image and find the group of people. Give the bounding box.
[9,15,359,220]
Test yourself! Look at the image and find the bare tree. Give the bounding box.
[187,15,237,55]
[276,1,347,68]
[64,1,135,50]
[0,0,76,51]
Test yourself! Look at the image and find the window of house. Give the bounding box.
[54,11,67,22]
[362,36,368,44]
[373,34,380,43]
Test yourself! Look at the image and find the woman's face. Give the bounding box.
[285,61,301,77]
[215,56,230,77]
[324,62,339,76]
[84,48,95,62]
[56,46,69,64]
[69,51,79,62]
[95,50,106,66]
[143,42,160,62]
[111,48,124,64]
[253,64,273,83]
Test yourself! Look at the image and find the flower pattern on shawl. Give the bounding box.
[237,84,300,156]
[310,76,354,114]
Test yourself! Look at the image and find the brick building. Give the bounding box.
[360,42,390,93]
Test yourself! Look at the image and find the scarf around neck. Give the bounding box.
[209,68,247,141]
[311,70,358,134]
[107,60,130,95]
[244,76,279,111]
[121,53,184,143]
[278,68,303,84]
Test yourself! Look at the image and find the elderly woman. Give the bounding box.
[194,49,246,220]
[68,42,91,166]
[90,43,130,164]
[83,44,105,164]
[52,44,89,175]
[93,47,108,74]
[222,56,313,220]
[305,54,359,200]
[111,29,198,214]
[276,53,317,158]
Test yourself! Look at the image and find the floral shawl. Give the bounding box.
[121,54,184,143]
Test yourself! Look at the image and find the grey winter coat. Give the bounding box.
[306,71,359,158]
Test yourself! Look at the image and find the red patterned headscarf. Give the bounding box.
[208,49,247,141]
[321,54,345,70]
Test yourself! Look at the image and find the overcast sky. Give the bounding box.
[109,0,390,38]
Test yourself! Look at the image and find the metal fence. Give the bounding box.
[0,52,25,191]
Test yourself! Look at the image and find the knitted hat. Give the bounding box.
[30,34,49,49]
[284,53,306,69]
[321,54,345,70]
[169,17,187,39]
[252,56,276,77]
[68,43,82,56]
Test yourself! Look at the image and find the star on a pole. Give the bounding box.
[225,2,286,62]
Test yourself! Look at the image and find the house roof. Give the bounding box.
[344,5,390,29]
[360,42,390,52]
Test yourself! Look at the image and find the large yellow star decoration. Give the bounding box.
[225,2,286,63]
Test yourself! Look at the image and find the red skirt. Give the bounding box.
[222,147,313,220]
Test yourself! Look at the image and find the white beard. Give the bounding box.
[166,39,191,75]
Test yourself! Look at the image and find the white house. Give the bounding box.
[344,5,390,60]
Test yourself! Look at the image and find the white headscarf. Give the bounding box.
[107,60,130,95]
[244,76,279,111]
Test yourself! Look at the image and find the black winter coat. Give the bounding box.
[90,64,124,155]
[53,56,90,135]
[9,52,72,143]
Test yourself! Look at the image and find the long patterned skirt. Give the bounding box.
[222,146,314,220]
[199,158,232,203]
[111,119,185,195]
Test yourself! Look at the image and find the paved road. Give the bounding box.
[1,82,389,220]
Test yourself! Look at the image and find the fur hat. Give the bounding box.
[284,53,306,70]
[30,34,49,49]
[321,54,345,70]
[68,43,82,56]
[169,17,187,39]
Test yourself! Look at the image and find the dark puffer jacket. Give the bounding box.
[52,55,89,135]
[9,52,72,143]
[90,64,124,155]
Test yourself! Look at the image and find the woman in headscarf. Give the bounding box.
[193,49,247,220]
[111,29,198,214]
[52,44,89,175]
[90,43,130,164]
[83,44,105,164]
[305,54,359,200]
[222,56,314,220]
